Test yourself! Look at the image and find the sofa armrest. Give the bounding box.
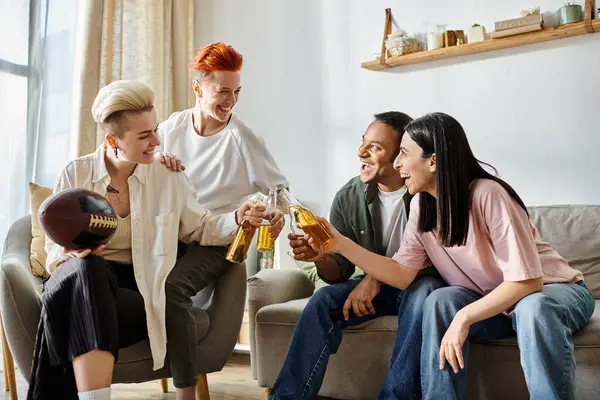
[247,268,315,378]
[0,215,43,382]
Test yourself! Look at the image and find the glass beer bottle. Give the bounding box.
[257,187,278,253]
[289,223,320,259]
[225,192,266,263]
[278,188,333,250]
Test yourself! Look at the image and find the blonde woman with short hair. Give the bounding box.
[27,80,284,400]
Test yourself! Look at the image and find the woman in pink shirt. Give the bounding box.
[309,113,594,400]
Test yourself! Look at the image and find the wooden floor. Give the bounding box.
[1,353,266,399]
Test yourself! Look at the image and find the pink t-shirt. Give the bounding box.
[393,179,583,296]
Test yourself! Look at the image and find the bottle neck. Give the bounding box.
[279,189,300,209]
[266,190,277,210]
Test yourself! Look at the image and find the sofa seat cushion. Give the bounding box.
[257,299,600,347]
[257,298,400,333]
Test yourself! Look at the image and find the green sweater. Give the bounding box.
[324,176,412,282]
[296,176,411,286]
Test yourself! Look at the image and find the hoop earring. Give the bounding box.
[114,147,119,158]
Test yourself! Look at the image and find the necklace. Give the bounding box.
[107,184,123,205]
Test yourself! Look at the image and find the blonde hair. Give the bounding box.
[91,80,155,136]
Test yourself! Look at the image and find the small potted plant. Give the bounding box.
[468,23,486,43]
[557,2,583,26]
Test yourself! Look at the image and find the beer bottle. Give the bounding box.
[257,186,278,253]
[225,192,266,263]
[278,188,333,251]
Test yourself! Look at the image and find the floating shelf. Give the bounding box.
[361,19,600,71]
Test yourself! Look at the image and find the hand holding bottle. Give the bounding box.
[305,216,345,255]
[266,209,285,239]
[235,201,266,228]
[288,233,322,261]
[228,193,268,263]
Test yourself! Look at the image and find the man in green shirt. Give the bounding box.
[270,112,445,399]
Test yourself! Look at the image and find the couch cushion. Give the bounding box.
[258,298,398,333]
[528,205,600,298]
[257,299,600,347]
[29,183,53,278]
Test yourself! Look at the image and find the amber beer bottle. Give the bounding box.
[225,193,267,263]
[257,187,278,252]
[278,188,333,250]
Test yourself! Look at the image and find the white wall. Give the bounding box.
[196,0,600,211]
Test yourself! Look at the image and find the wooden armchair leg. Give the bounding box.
[160,378,169,393]
[3,348,8,390]
[1,315,18,400]
[196,374,209,400]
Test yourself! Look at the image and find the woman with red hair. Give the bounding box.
[157,42,288,400]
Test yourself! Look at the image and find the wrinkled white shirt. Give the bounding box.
[45,145,238,370]
[158,110,289,214]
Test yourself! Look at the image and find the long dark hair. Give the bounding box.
[405,113,527,246]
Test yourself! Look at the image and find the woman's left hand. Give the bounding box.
[439,313,470,373]
[306,216,343,255]
[267,209,285,238]
[235,201,266,227]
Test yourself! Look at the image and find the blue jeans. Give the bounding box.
[421,282,595,400]
[270,274,446,400]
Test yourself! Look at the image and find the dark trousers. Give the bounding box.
[166,242,231,388]
[27,255,147,399]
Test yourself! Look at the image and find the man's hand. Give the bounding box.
[342,275,381,320]
[288,233,322,261]
[158,152,185,171]
[63,245,106,259]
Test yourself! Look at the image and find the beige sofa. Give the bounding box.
[248,204,600,399]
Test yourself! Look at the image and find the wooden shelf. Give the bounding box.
[362,19,600,71]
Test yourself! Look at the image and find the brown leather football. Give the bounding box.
[39,188,118,251]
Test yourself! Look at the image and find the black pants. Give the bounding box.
[27,255,147,399]
[166,242,231,388]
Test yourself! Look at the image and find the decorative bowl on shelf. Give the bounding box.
[557,3,583,26]
[387,40,420,57]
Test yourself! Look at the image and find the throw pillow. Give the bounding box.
[29,182,52,278]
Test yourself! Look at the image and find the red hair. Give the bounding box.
[189,42,243,75]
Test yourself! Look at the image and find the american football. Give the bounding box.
[39,188,118,251]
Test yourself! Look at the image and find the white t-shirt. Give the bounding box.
[377,186,408,257]
[158,109,289,214]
